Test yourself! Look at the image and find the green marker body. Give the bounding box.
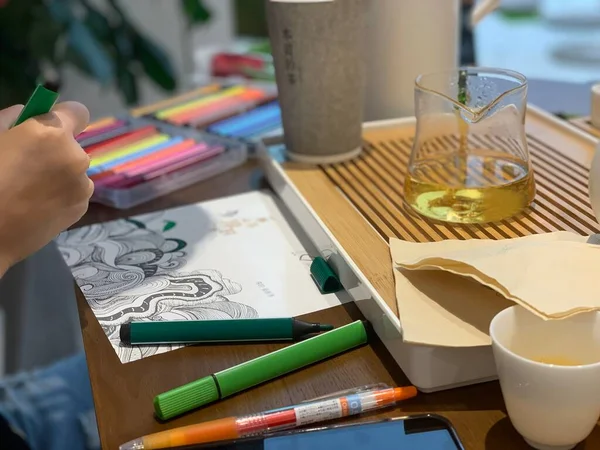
[12,85,59,127]
[153,320,368,420]
[121,318,333,345]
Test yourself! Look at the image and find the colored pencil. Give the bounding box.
[185,92,277,127]
[213,109,281,136]
[142,145,223,179]
[89,134,170,168]
[208,102,281,137]
[167,89,267,126]
[91,139,202,180]
[97,145,224,189]
[77,120,127,141]
[88,136,184,175]
[82,117,119,132]
[130,83,221,117]
[155,86,247,119]
[83,126,159,155]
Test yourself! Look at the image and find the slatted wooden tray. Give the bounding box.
[570,115,600,139]
[275,106,600,317]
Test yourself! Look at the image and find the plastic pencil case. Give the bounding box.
[87,116,248,209]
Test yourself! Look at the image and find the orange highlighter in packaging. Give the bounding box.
[120,384,417,449]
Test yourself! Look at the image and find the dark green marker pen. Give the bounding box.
[120,318,334,345]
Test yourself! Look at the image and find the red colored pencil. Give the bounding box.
[84,126,158,155]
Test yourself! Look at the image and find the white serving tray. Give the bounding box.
[257,106,599,392]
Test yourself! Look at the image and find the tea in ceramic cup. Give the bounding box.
[490,305,600,450]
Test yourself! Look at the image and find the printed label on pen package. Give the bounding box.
[294,395,363,426]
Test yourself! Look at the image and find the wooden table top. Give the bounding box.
[76,160,600,450]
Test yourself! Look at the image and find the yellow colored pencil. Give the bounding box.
[130,83,221,117]
[155,86,246,119]
[90,134,169,167]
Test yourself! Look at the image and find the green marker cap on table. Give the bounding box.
[153,320,369,420]
[12,85,59,127]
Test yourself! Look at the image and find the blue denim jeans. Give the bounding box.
[0,353,100,450]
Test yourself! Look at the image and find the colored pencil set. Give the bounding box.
[149,82,282,140]
[78,116,246,209]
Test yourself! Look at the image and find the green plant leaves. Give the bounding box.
[132,32,177,92]
[83,4,112,42]
[66,21,115,85]
[1,0,206,108]
[181,0,212,25]
[28,7,63,62]
[117,66,138,105]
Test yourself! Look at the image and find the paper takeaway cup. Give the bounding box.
[490,306,600,450]
[266,0,366,164]
[591,83,600,130]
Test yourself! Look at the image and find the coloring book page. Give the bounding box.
[57,191,341,363]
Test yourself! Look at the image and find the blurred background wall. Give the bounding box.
[0,0,599,119]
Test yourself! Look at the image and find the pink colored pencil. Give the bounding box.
[92,139,200,185]
[77,120,127,141]
[94,143,223,188]
[125,143,211,176]
[99,147,224,189]
[143,146,224,179]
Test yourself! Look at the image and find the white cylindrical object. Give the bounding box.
[589,140,600,225]
[364,0,461,121]
[591,83,600,130]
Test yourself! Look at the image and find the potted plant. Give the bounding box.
[0,0,211,108]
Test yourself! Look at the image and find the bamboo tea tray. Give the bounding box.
[258,105,600,392]
[570,115,600,139]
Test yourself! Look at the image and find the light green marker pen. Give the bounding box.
[153,320,369,420]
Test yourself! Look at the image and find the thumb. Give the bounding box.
[50,101,90,137]
[0,105,24,132]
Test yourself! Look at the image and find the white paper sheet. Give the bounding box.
[57,191,341,363]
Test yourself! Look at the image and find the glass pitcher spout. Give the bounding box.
[415,67,528,124]
[404,67,535,224]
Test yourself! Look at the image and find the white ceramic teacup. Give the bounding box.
[490,305,600,450]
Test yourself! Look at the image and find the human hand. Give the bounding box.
[0,102,94,276]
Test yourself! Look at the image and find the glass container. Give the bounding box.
[404,67,535,224]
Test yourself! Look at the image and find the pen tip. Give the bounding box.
[393,386,418,401]
[319,323,334,331]
[119,323,131,345]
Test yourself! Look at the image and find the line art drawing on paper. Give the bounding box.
[57,216,257,362]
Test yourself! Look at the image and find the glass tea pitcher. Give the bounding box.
[404,67,535,224]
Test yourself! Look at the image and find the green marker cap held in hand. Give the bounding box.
[153,320,369,420]
[12,85,59,128]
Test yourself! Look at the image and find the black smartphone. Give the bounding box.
[186,414,465,450]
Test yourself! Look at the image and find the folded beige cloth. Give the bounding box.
[390,231,598,348]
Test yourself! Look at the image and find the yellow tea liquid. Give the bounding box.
[404,148,535,224]
[532,356,584,366]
